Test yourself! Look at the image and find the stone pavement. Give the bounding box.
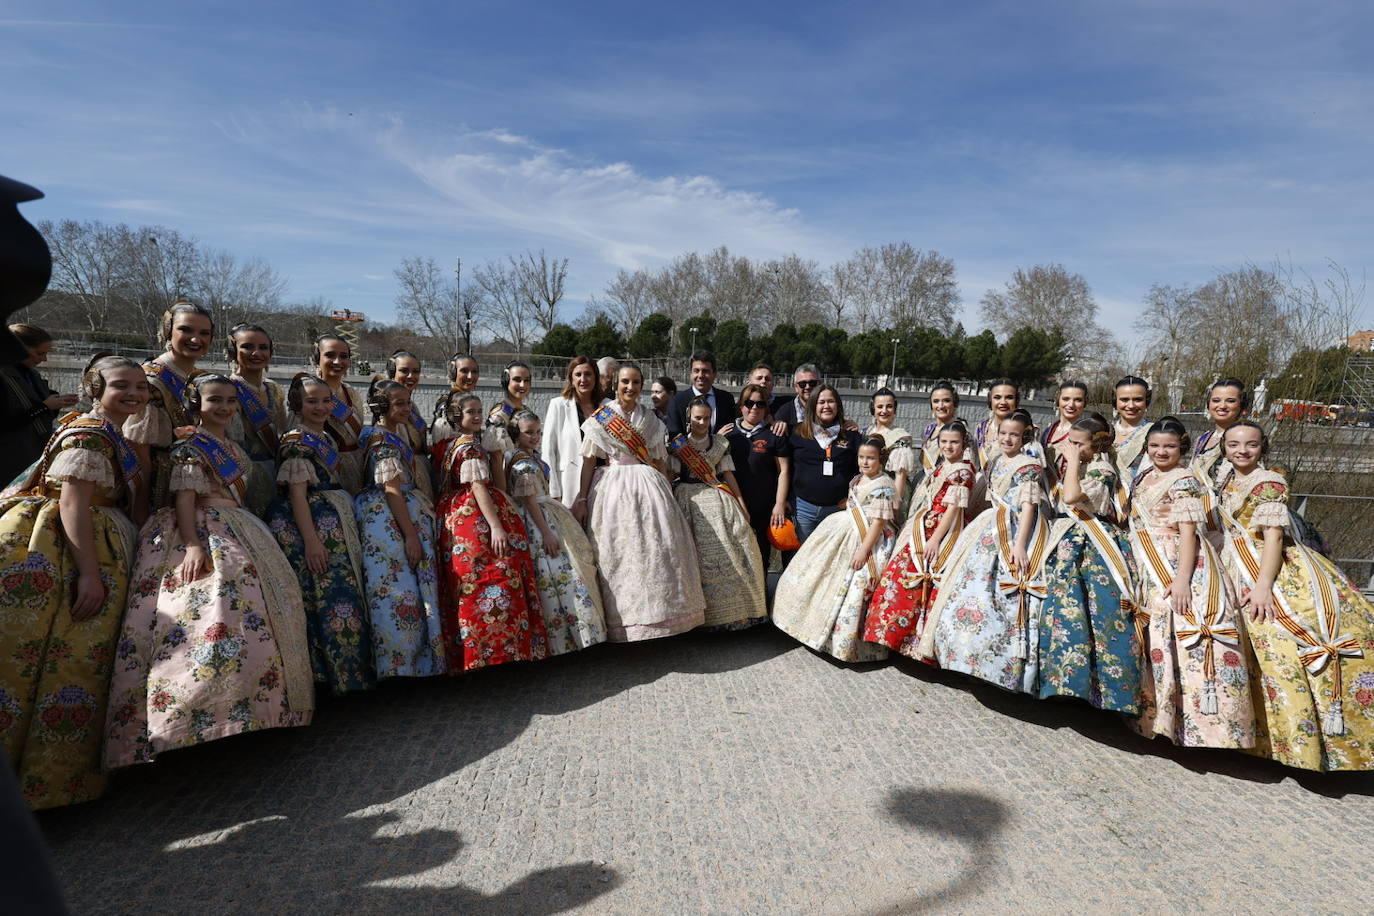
[36,627,1374,914]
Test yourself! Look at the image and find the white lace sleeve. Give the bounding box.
[944,484,970,509]
[46,446,115,488]
[373,456,408,486]
[123,400,171,446]
[1250,500,1290,530]
[482,424,512,453]
[277,458,317,486]
[459,456,490,483]
[885,446,916,475]
[509,468,542,497]
[717,450,735,474]
[170,462,211,494]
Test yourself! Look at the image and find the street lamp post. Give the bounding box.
[690,326,699,355]
[890,337,900,385]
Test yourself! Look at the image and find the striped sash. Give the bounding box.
[232,378,278,455]
[847,495,881,580]
[176,430,248,504]
[594,405,653,465]
[668,435,732,495]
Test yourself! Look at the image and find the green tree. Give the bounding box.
[845,329,892,375]
[999,326,1069,387]
[796,323,850,374]
[762,323,800,370]
[532,323,580,357]
[675,310,717,356]
[1270,345,1350,403]
[577,315,625,359]
[963,329,1001,380]
[626,312,673,357]
[713,319,753,371]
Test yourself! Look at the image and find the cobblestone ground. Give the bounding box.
[37,626,1374,914]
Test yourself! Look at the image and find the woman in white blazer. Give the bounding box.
[544,355,605,507]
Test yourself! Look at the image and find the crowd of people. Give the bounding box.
[3,300,1374,813]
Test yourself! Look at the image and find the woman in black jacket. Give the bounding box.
[1,323,75,485]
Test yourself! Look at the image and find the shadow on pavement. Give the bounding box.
[35,626,790,912]
[868,787,1009,914]
[889,654,1374,797]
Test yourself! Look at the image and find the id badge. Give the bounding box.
[822,460,834,477]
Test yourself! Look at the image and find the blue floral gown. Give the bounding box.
[1035,455,1142,713]
[353,427,445,678]
[265,429,375,694]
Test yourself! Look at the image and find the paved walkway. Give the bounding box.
[37,627,1374,914]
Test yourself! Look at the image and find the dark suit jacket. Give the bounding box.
[666,386,739,437]
[771,394,808,429]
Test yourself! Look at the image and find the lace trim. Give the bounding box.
[122,400,171,445]
[944,484,969,509]
[1170,496,1206,524]
[459,456,490,484]
[373,456,408,486]
[1250,501,1290,530]
[169,462,211,494]
[277,457,317,485]
[46,447,116,488]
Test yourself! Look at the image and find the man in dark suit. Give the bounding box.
[666,349,739,437]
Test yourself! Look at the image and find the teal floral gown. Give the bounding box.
[353,427,445,678]
[1035,455,1143,713]
[265,429,375,694]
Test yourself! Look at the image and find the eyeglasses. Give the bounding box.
[796,379,819,389]
[742,399,768,409]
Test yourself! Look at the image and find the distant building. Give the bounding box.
[1349,330,1374,352]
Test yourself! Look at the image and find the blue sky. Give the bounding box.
[5,0,1372,338]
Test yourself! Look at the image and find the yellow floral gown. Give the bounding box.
[1217,468,1374,770]
[0,415,140,808]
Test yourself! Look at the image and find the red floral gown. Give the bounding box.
[863,458,974,657]
[433,434,548,671]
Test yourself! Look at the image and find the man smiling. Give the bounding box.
[666,349,738,437]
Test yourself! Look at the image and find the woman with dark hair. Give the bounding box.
[124,299,213,517]
[1,323,75,487]
[1216,420,1374,770]
[1112,375,1153,486]
[0,354,147,808]
[353,379,444,678]
[266,374,375,694]
[106,374,312,769]
[1040,379,1089,486]
[1191,377,1248,489]
[916,381,961,479]
[574,363,705,641]
[429,352,481,446]
[302,334,366,496]
[866,387,916,517]
[724,383,792,568]
[225,323,288,515]
[543,355,604,508]
[1127,416,1255,749]
[386,349,434,501]
[1036,412,1141,714]
[787,384,863,544]
[482,360,534,493]
[975,379,1019,469]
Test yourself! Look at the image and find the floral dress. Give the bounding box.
[864,458,973,657]
[0,415,140,808]
[1217,468,1374,770]
[226,374,287,516]
[1036,456,1142,713]
[265,429,375,694]
[507,449,607,654]
[773,473,897,662]
[670,433,767,630]
[920,453,1048,692]
[105,432,313,768]
[434,435,548,670]
[124,355,199,511]
[1127,466,1256,748]
[353,427,445,678]
[867,426,917,522]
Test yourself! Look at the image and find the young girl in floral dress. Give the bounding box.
[865,421,974,658]
[920,410,1050,693]
[505,410,606,654]
[669,398,767,630]
[125,300,213,519]
[483,360,534,493]
[0,355,147,808]
[1127,417,1255,749]
[225,323,288,516]
[434,392,548,670]
[105,375,313,768]
[266,375,375,694]
[385,349,434,502]
[1215,421,1374,770]
[353,380,445,678]
[1036,413,1142,714]
[1039,379,1088,489]
[1190,377,1247,491]
[773,436,896,662]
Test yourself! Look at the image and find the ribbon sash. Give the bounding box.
[409,404,427,436]
[368,427,415,472]
[667,435,733,495]
[328,388,362,441]
[594,405,653,465]
[232,378,279,455]
[144,362,197,427]
[847,496,880,580]
[286,429,340,473]
[179,431,248,504]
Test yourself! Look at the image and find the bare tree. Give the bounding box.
[122,226,201,343]
[647,251,705,326]
[981,263,1114,361]
[511,249,568,334]
[763,253,829,328]
[393,256,473,356]
[196,248,288,334]
[39,219,131,332]
[600,268,655,336]
[823,259,857,327]
[472,259,536,352]
[700,246,768,331]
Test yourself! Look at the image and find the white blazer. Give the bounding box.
[543,394,586,507]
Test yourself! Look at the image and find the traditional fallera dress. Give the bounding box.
[324,382,366,496]
[579,403,706,641]
[1216,467,1374,770]
[353,426,445,678]
[399,402,435,502]
[104,431,313,767]
[1112,420,1150,488]
[867,425,917,521]
[773,473,897,662]
[125,355,201,511]
[1035,455,1142,713]
[973,413,1000,470]
[434,433,548,669]
[265,428,375,694]
[506,448,607,654]
[864,458,973,657]
[1126,466,1256,748]
[920,453,1050,692]
[0,414,140,809]
[669,432,767,630]
[226,373,287,516]
[1039,419,1072,490]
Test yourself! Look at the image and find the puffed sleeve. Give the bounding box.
[45,432,116,488]
[1168,475,1206,524]
[866,485,895,521]
[643,414,668,462]
[1248,479,1290,530]
[277,458,317,486]
[942,468,973,509]
[1009,464,1043,506]
[885,444,916,475]
[1080,464,1116,517]
[169,460,211,494]
[373,455,409,486]
[482,423,513,453]
[508,462,543,498]
[579,419,611,459]
[123,392,172,446]
[716,450,735,474]
[459,457,490,483]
